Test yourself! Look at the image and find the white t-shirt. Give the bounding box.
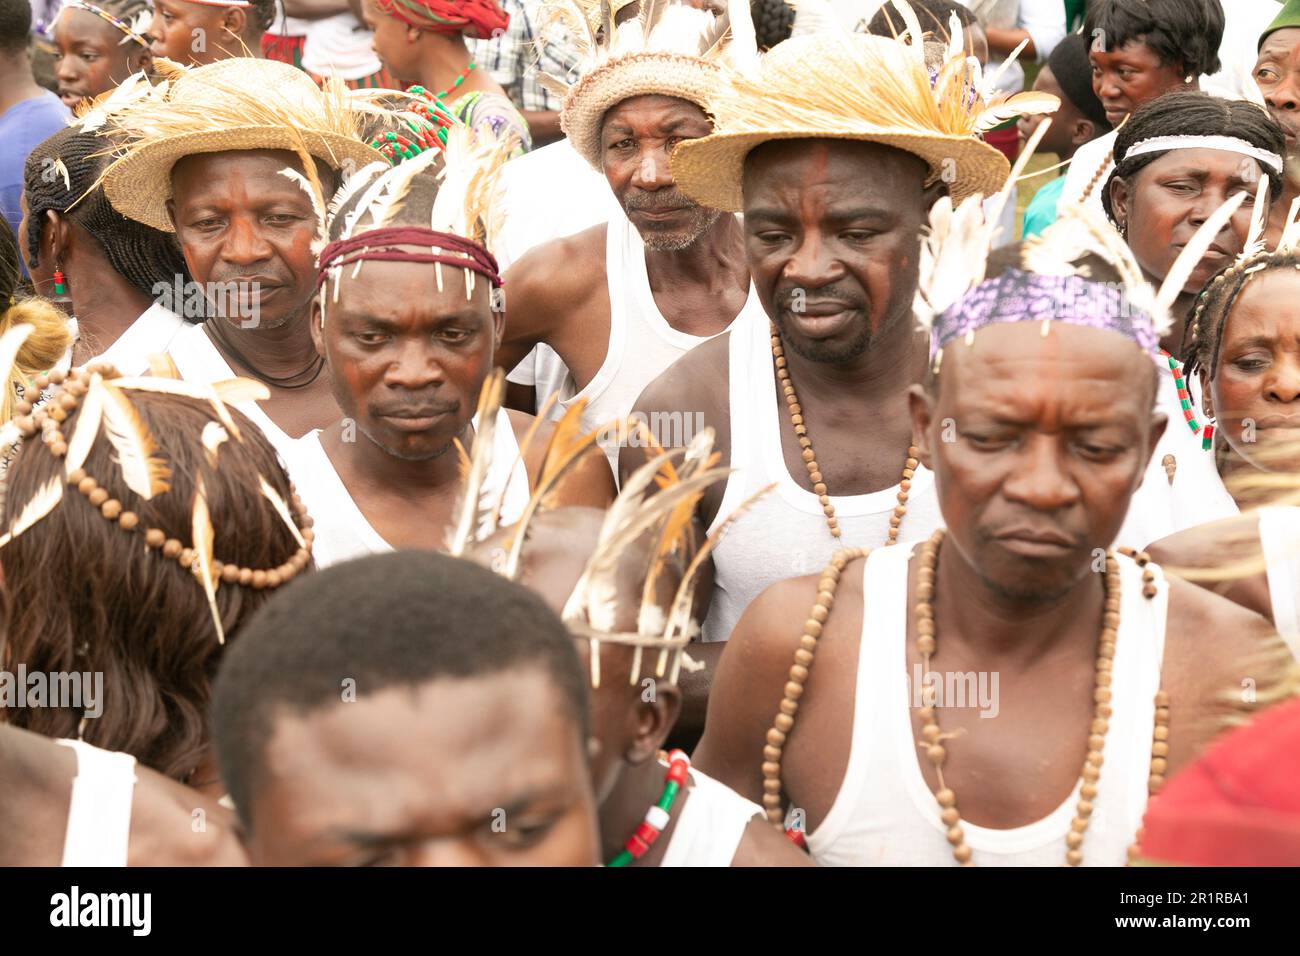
[301,13,383,81]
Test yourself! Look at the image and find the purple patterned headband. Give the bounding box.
[932,269,1160,361]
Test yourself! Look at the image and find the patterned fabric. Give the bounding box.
[451,91,532,156]
[375,0,509,39]
[470,0,582,112]
[338,67,399,90]
[933,268,1160,360]
[261,33,306,70]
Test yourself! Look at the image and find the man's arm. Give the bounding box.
[522,110,564,147]
[1147,515,1273,623]
[1162,576,1296,778]
[512,411,616,509]
[283,0,350,18]
[498,228,601,374]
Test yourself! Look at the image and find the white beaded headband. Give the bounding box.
[1122,135,1283,174]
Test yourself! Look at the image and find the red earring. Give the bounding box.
[53,268,67,297]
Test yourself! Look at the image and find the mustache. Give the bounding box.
[622,188,697,212]
[370,397,461,418]
[206,270,291,288]
[774,283,865,312]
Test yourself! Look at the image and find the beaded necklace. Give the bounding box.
[770,324,916,543]
[606,750,690,867]
[415,61,476,103]
[1160,349,1213,451]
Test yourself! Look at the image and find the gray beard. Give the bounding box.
[632,206,721,252]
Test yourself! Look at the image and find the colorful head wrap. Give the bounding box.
[315,227,503,292]
[932,269,1160,361]
[374,0,509,39]
[61,0,150,46]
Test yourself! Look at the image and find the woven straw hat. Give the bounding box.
[102,58,383,232]
[537,0,759,169]
[671,32,1020,212]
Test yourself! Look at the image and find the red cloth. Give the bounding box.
[1138,697,1300,866]
[375,0,509,40]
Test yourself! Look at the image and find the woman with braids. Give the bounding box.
[1144,211,1300,655]
[0,362,315,805]
[1099,91,1286,546]
[21,123,194,374]
[148,0,276,65]
[50,0,152,109]
[360,0,531,154]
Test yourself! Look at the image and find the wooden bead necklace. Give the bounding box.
[771,324,916,543]
[913,529,1119,866]
[10,363,316,602]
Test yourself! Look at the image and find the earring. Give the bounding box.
[53,266,68,298]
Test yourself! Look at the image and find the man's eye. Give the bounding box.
[965,433,1010,449]
[438,328,472,343]
[494,818,558,848]
[356,333,389,345]
[265,214,300,224]
[756,232,789,245]
[1257,68,1279,82]
[1234,357,1270,371]
[841,230,875,242]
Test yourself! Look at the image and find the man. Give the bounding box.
[1255,0,1300,245]
[212,551,601,867]
[1058,0,1225,221]
[694,233,1292,866]
[102,57,381,458]
[499,0,763,468]
[624,31,1027,738]
[148,0,274,65]
[463,436,810,866]
[0,0,70,238]
[285,142,614,568]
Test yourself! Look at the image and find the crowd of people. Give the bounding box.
[0,0,1298,868]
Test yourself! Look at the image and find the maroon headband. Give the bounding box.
[315,227,503,292]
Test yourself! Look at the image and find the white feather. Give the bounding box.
[0,477,63,549]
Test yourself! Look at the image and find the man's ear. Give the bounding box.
[1109,176,1130,233]
[310,297,326,356]
[1072,119,1097,148]
[908,381,936,472]
[921,177,949,213]
[624,679,682,765]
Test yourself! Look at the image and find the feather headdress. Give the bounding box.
[538,0,760,167]
[670,3,1059,212]
[98,57,383,233]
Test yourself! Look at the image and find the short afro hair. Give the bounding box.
[212,550,590,829]
[0,0,31,55]
[1084,0,1225,78]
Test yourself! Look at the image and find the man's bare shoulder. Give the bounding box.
[128,771,248,866]
[635,330,732,413]
[507,223,608,303]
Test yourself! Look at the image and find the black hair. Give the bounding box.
[1083,0,1224,78]
[1101,91,1286,223]
[750,0,793,52]
[23,127,196,307]
[212,550,590,829]
[1185,250,1300,378]
[0,0,31,54]
[1046,32,1111,129]
[246,0,276,34]
[867,0,976,39]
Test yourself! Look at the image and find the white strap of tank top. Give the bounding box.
[1259,507,1300,658]
[55,739,138,867]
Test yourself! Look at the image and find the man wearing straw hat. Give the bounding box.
[100,57,381,459]
[621,27,1045,738]
[495,0,768,471]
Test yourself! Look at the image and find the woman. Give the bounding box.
[51,0,152,109]
[0,363,315,797]
[360,0,531,154]
[1145,220,1300,654]
[148,0,274,65]
[22,123,194,374]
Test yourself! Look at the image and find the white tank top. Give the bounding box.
[553,213,764,471]
[807,545,1168,867]
[701,312,944,643]
[282,407,531,569]
[55,739,137,867]
[1259,506,1300,657]
[166,323,298,464]
[659,768,762,867]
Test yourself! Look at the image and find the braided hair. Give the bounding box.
[1184,251,1300,379]
[750,0,793,51]
[23,127,194,307]
[0,220,73,421]
[1101,91,1286,224]
[246,0,276,34]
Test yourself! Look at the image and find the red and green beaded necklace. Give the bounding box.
[1160,349,1214,451]
[606,750,690,867]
